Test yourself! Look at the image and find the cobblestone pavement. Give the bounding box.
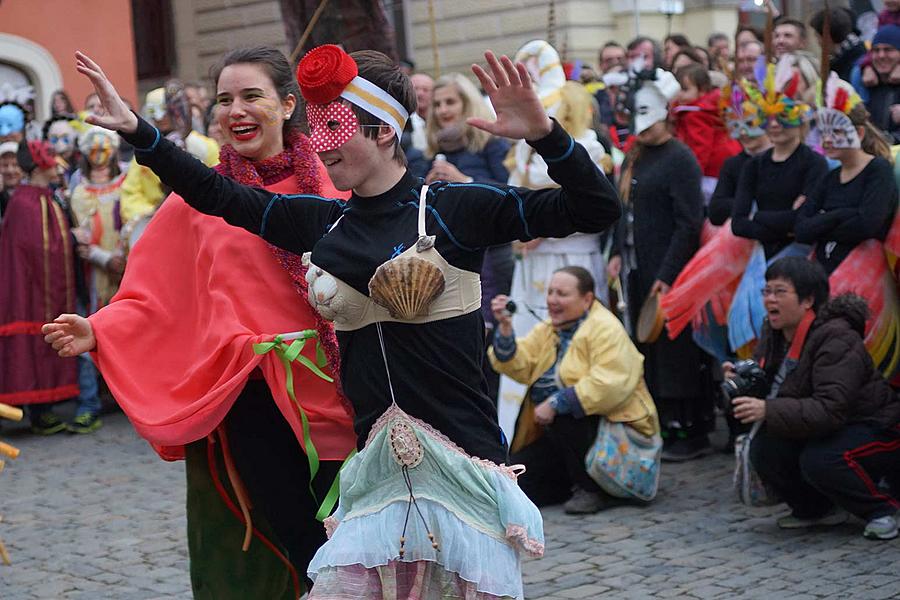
[1,410,899,599]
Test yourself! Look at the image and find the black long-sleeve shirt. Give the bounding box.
[122,117,620,463]
[708,151,751,226]
[731,144,829,259]
[795,156,897,274]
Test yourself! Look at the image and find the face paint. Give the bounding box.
[817,108,861,149]
[0,104,24,137]
[47,121,76,157]
[307,101,359,153]
[724,100,765,139]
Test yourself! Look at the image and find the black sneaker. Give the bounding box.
[661,435,713,462]
[31,412,67,435]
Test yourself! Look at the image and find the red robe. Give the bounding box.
[0,184,78,404]
[89,168,356,461]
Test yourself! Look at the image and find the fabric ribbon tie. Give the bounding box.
[253,331,350,520]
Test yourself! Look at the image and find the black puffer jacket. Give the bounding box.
[756,294,900,439]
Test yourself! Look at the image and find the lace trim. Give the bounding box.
[365,404,523,481]
[324,515,339,539]
[505,524,544,558]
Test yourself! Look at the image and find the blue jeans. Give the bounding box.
[28,354,100,420]
[75,352,101,416]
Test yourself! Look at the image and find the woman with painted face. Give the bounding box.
[60,45,619,597]
[609,68,712,461]
[731,58,829,261]
[795,74,899,382]
[489,267,659,514]
[43,47,356,599]
[708,81,773,226]
[70,126,127,310]
[42,116,79,188]
[733,257,900,541]
[796,75,897,275]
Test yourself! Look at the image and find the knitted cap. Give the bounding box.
[873,24,900,50]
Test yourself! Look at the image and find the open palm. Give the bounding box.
[468,51,553,142]
[75,51,138,134]
[42,314,96,357]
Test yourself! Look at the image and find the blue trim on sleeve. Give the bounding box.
[542,135,575,164]
[397,200,477,252]
[133,126,161,153]
[441,182,533,241]
[259,193,344,237]
[260,195,280,238]
[506,188,533,239]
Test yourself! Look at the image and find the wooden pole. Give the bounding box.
[427,0,440,77]
[0,442,19,460]
[0,404,22,422]
[289,0,332,64]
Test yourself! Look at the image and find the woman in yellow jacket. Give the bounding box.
[489,266,660,514]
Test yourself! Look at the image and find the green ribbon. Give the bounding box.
[252,331,355,522]
[253,331,331,500]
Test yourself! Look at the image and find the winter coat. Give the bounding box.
[754,294,900,439]
[489,301,660,452]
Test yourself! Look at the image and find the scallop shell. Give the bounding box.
[389,420,424,468]
[368,256,446,320]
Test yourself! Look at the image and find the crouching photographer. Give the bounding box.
[489,266,661,514]
[729,257,900,540]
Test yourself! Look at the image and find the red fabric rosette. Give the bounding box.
[296,45,358,105]
[27,140,57,171]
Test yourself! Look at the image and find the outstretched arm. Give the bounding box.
[74,51,332,253]
[437,52,620,247]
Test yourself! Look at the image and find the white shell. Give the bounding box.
[311,273,338,305]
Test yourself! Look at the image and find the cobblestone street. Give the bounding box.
[1,409,898,599]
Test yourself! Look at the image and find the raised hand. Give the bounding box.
[469,51,553,142]
[42,314,97,357]
[75,51,138,134]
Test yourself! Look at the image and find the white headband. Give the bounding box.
[339,76,409,141]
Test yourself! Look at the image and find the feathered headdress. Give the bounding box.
[719,78,765,138]
[815,71,863,148]
[742,55,810,127]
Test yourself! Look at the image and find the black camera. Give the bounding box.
[505,300,517,315]
[720,360,769,410]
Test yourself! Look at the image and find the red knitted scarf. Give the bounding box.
[215,133,349,412]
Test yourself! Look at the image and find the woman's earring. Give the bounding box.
[285,113,293,119]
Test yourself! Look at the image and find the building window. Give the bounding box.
[131,0,175,80]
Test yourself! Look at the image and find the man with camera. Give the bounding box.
[727,257,900,540]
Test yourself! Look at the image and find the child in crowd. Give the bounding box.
[671,64,741,198]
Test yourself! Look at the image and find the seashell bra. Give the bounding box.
[304,184,482,331]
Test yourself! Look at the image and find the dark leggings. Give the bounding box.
[510,413,601,506]
[225,379,342,578]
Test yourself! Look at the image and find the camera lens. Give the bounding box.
[505,300,517,314]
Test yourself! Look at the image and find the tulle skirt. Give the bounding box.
[307,404,544,599]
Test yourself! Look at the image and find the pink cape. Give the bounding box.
[89,172,356,461]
